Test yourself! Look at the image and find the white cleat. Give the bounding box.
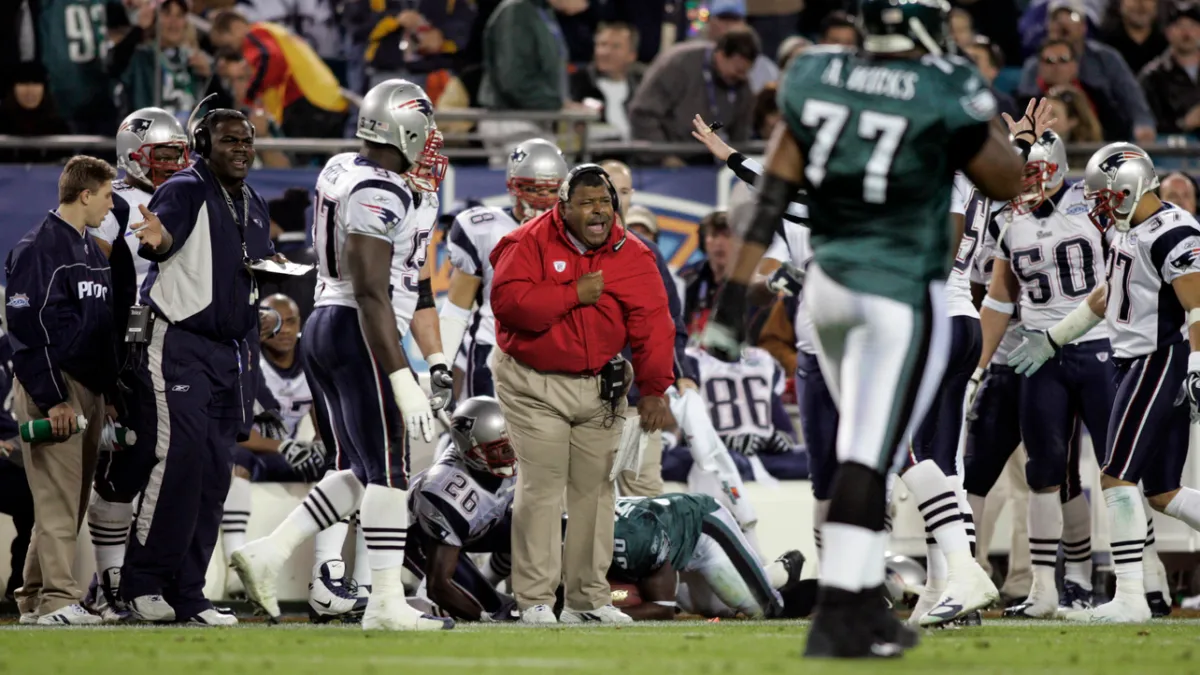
[229,539,286,619]
[520,604,558,624]
[224,568,245,599]
[1003,592,1059,619]
[19,612,39,625]
[129,595,176,623]
[361,591,454,631]
[37,604,103,626]
[919,564,999,626]
[308,560,365,623]
[559,604,634,624]
[907,580,944,627]
[1063,592,1152,624]
[186,608,239,627]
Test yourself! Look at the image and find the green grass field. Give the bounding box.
[4,619,1200,675]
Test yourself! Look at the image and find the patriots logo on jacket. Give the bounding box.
[360,202,402,228]
[1171,246,1200,270]
[120,118,153,140]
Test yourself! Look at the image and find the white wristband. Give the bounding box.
[1189,352,1200,374]
[440,300,473,321]
[981,296,1014,315]
[1047,300,1103,347]
[1188,308,1200,328]
[426,353,447,368]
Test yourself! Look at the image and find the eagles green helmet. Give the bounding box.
[858,0,953,57]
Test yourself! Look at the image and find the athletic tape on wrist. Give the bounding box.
[981,296,1014,314]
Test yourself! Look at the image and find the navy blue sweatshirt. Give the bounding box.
[5,212,118,412]
[624,231,695,404]
[140,159,275,342]
[0,332,19,439]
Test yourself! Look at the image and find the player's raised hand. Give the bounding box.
[691,114,735,162]
[132,204,167,250]
[1001,98,1039,142]
[1031,98,1059,138]
[1008,327,1059,376]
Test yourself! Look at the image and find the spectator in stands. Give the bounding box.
[746,0,803,62]
[208,50,291,168]
[31,0,116,134]
[1139,2,1200,135]
[679,211,733,335]
[957,0,1023,66]
[753,83,781,140]
[1047,84,1106,141]
[951,8,978,51]
[207,10,348,140]
[776,35,811,69]
[236,0,341,59]
[599,159,636,221]
[1018,0,1157,142]
[1161,171,1200,213]
[109,0,212,117]
[0,62,71,165]
[964,36,1020,117]
[625,205,659,243]
[818,11,860,47]
[1103,0,1169,76]
[479,0,586,111]
[706,0,780,94]
[570,22,646,141]
[629,30,759,168]
[362,0,478,89]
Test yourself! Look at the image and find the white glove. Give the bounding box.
[964,366,985,417]
[390,368,436,442]
[1008,327,1058,376]
[766,262,805,296]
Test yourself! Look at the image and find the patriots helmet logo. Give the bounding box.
[395,98,434,117]
[451,414,475,437]
[1098,150,1145,180]
[360,202,402,228]
[1171,246,1200,270]
[510,147,528,165]
[120,118,153,140]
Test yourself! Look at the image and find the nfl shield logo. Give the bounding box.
[553,261,566,273]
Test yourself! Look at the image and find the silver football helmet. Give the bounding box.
[1083,142,1159,232]
[506,138,568,221]
[884,554,926,607]
[356,79,448,193]
[116,107,189,188]
[449,396,516,477]
[1013,130,1068,215]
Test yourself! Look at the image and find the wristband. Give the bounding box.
[1189,352,1200,374]
[1047,299,1103,348]
[1014,137,1034,161]
[981,296,1014,314]
[971,366,985,382]
[1188,308,1200,327]
[440,300,472,321]
[426,353,447,368]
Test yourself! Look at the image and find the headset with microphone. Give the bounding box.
[558,163,620,211]
[186,93,255,160]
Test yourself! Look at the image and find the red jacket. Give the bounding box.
[490,207,675,398]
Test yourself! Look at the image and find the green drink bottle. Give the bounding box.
[20,415,88,443]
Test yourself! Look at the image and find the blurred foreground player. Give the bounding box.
[700,0,1027,656]
[231,79,454,632]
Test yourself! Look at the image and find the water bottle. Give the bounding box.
[20,415,88,443]
[98,421,137,452]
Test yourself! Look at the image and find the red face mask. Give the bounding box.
[407,128,448,193]
[134,142,191,186]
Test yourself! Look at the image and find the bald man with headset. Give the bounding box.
[489,164,676,624]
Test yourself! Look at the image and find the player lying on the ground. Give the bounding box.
[404,397,520,622]
[606,493,804,620]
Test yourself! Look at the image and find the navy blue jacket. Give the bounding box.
[5,212,118,411]
[140,159,275,342]
[624,231,695,404]
[0,332,19,440]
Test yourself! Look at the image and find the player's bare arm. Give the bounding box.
[409,252,444,362]
[345,233,410,374]
[624,560,678,622]
[425,541,486,621]
[440,269,481,358]
[93,237,113,257]
[445,271,481,312]
[977,259,1020,369]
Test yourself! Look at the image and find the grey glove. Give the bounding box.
[429,364,454,412]
[281,440,327,482]
[1008,327,1058,376]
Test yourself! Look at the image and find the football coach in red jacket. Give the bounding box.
[490,163,675,624]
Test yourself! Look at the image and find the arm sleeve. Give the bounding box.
[1151,225,1200,283]
[489,236,580,333]
[950,173,972,216]
[489,4,561,110]
[726,152,765,186]
[447,216,483,275]
[345,183,411,241]
[1104,49,1156,130]
[622,248,677,398]
[139,178,201,262]
[5,247,70,412]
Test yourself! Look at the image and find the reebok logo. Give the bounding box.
[171,385,190,392]
[77,281,108,300]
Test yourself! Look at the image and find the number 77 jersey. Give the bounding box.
[312,152,438,337]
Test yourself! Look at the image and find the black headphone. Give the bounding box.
[191,108,255,159]
[558,163,620,211]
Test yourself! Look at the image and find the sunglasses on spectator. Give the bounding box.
[1042,54,1074,64]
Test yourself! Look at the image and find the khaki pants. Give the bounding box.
[494,351,627,611]
[616,430,664,497]
[975,446,1032,599]
[13,376,104,615]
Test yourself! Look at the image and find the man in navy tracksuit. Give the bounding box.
[119,110,275,626]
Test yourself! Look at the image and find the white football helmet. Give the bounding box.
[506,138,568,221]
[884,554,926,607]
[1083,142,1159,232]
[356,79,448,192]
[116,107,190,188]
[1013,130,1068,215]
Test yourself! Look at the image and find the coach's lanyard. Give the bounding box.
[702,48,736,141]
[216,180,258,304]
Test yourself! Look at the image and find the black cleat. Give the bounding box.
[866,586,919,649]
[804,589,907,659]
[776,550,806,592]
[1147,591,1172,618]
[953,610,983,627]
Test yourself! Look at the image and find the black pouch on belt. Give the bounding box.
[125,305,154,345]
[598,355,630,410]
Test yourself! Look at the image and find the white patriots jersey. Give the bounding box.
[1105,203,1200,359]
[974,199,1023,365]
[687,346,785,438]
[994,183,1108,344]
[260,351,312,439]
[409,437,515,548]
[312,153,438,337]
[446,205,521,347]
[947,173,980,319]
[94,180,155,295]
[763,222,817,356]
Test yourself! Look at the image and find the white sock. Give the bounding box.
[1028,491,1062,595]
[482,553,511,587]
[926,542,947,589]
[1142,504,1165,597]
[1104,486,1146,596]
[270,470,363,556]
[862,528,889,590]
[354,512,372,588]
[313,516,351,574]
[903,460,971,558]
[1061,493,1093,589]
[222,475,253,564]
[1164,487,1200,531]
[361,484,409,571]
[812,499,830,557]
[88,496,133,572]
[820,523,879,593]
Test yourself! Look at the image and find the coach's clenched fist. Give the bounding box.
[577,271,604,305]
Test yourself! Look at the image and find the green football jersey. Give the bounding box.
[778,46,996,306]
[38,0,112,119]
[610,493,718,582]
[121,46,200,115]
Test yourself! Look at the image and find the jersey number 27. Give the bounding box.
[801,100,909,204]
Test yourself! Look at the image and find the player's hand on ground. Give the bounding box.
[691,114,735,162]
[428,363,454,412]
[576,271,604,305]
[637,395,675,432]
[1008,327,1058,376]
[390,369,436,442]
[767,262,805,296]
[47,402,79,439]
